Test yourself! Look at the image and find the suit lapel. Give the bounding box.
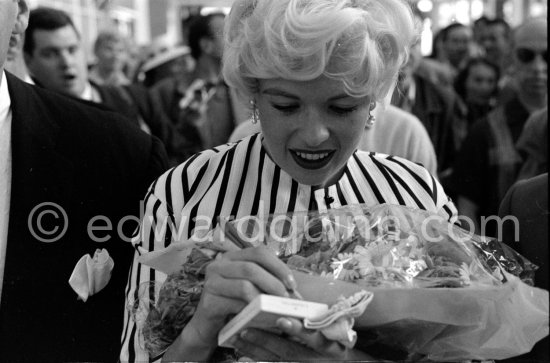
[2,73,74,301]
[7,71,74,214]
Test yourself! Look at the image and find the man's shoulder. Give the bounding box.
[500,173,548,221]
[16,76,140,131]
[8,73,155,157]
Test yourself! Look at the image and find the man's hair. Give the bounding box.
[440,22,468,42]
[187,12,225,60]
[473,15,489,27]
[23,7,79,55]
[485,18,511,40]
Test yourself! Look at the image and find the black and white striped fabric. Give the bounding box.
[120,133,457,361]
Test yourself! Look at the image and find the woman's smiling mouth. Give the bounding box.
[290,149,335,170]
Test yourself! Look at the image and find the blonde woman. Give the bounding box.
[121,0,457,361]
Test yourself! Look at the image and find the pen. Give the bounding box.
[288,288,304,300]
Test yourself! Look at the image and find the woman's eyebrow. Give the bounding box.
[261,89,353,101]
[328,94,354,101]
[261,88,300,99]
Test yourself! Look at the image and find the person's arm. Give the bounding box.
[162,247,298,361]
[232,317,380,361]
[162,317,220,361]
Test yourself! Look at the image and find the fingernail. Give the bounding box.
[276,317,292,330]
[285,274,297,290]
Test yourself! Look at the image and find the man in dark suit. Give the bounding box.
[498,173,548,362]
[23,7,185,166]
[0,1,168,361]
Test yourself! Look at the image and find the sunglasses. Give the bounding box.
[515,48,548,63]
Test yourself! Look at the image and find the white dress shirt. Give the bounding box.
[0,71,13,306]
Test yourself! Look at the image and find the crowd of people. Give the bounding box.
[0,0,547,361]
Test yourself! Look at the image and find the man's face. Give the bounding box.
[443,26,472,67]
[480,24,509,62]
[25,25,87,97]
[512,19,547,97]
[206,15,225,60]
[0,0,21,70]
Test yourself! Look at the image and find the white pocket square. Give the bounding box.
[68,248,114,302]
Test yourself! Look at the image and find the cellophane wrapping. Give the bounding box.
[130,203,548,361]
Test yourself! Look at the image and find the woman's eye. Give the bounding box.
[330,106,358,115]
[272,104,299,113]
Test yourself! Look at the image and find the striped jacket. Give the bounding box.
[120,133,457,361]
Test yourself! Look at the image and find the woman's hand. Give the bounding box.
[162,246,297,361]
[231,317,376,361]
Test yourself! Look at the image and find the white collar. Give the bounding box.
[80,81,101,102]
[80,81,94,101]
[0,71,11,123]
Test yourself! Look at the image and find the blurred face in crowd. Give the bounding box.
[1,0,28,71]
[480,24,509,63]
[464,63,498,104]
[472,19,488,44]
[443,25,472,67]
[203,15,225,61]
[257,76,371,187]
[25,24,87,97]
[95,38,126,73]
[512,18,547,98]
[171,55,195,77]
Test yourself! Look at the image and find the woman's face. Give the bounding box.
[465,63,498,104]
[257,76,371,187]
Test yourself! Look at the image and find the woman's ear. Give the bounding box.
[13,0,29,36]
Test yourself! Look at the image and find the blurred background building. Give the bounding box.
[27,0,547,61]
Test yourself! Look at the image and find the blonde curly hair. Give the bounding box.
[223,0,418,104]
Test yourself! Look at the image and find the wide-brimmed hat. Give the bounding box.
[141,45,191,73]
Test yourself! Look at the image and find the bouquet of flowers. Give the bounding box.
[130,203,548,361]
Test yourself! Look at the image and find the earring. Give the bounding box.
[366,102,376,129]
[250,99,259,124]
[366,114,376,128]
